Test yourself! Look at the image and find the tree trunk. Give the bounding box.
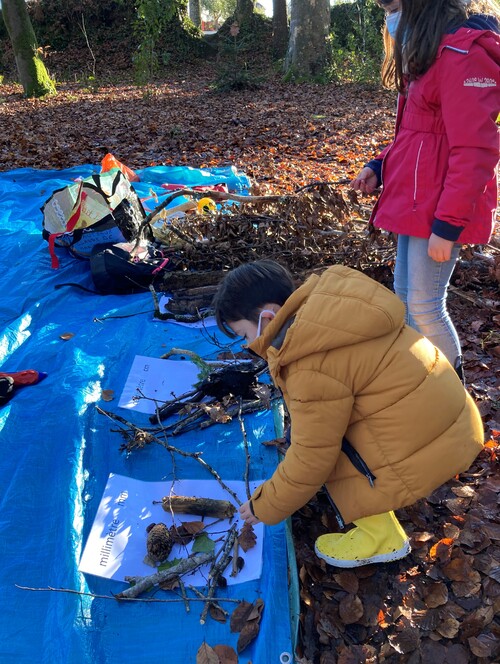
[189,0,202,28]
[2,0,56,97]
[272,0,288,58]
[235,0,255,26]
[284,0,330,80]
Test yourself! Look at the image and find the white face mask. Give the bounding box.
[256,309,275,338]
[386,10,401,39]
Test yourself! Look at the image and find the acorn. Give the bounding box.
[146,523,173,564]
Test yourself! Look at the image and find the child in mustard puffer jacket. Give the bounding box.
[213,260,484,568]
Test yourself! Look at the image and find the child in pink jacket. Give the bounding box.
[352,0,500,380]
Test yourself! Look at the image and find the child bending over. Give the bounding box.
[213,260,484,568]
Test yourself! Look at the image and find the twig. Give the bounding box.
[237,398,252,501]
[117,552,214,600]
[294,179,351,193]
[96,406,242,505]
[230,537,240,577]
[178,579,190,613]
[200,524,237,624]
[188,585,229,618]
[15,584,240,604]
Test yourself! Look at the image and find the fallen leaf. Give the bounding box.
[424,582,448,608]
[196,642,219,664]
[338,594,364,624]
[191,533,215,554]
[238,523,257,552]
[209,604,228,624]
[181,521,205,535]
[333,571,359,594]
[388,626,420,654]
[212,645,237,664]
[436,615,460,639]
[237,620,260,653]
[429,538,454,562]
[59,332,75,340]
[468,633,499,658]
[101,389,114,401]
[230,601,253,633]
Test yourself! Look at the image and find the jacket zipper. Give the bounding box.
[413,140,424,210]
[323,437,377,530]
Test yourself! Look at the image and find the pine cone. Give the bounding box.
[146,523,173,563]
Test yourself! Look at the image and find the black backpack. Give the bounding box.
[89,242,178,294]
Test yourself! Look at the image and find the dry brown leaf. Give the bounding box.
[338,594,364,624]
[333,571,359,594]
[429,537,454,562]
[59,332,75,340]
[436,615,460,639]
[212,645,238,664]
[236,620,260,654]
[181,521,205,535]
[388,626,420,654]
[468,633,499,659]
[238,523,257,552]
[196,642,219,664]
[230,601,253,633]
[101,389,114,402]
[423,582,448,608]
[209,604,228,624]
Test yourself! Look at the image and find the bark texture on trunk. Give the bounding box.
[189,0,202,28]
[284,0,330,80]
[2,0,56,97]
[272,0,288,58]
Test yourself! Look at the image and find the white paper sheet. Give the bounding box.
[79,474,264,587]
[158,294,216,328]
[118,355,200,414]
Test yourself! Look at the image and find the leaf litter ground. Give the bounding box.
[1,71,498,663]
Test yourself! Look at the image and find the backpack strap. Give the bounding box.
[48,185,87,268]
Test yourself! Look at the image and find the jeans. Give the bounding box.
[393,235,462,365]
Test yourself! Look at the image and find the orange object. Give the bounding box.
[101,153,140,182]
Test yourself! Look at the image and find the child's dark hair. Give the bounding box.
[213,260,296,337]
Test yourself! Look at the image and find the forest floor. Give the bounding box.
[0,58,499,663]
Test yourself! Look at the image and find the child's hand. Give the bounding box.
[239,500,261,526]
[351,167,378,194]
[428,233,454,262]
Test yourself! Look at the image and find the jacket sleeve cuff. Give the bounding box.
[365,159,382,187]
[432,218,465,241]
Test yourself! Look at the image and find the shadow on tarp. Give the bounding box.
[0,166,296,664]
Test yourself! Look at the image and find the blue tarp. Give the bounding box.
[0,166,295,663]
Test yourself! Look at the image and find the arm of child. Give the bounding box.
[249,370,354,525]
[433,43,500,237]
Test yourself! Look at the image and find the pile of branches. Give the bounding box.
[152,184,397,286]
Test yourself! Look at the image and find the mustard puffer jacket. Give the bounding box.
[249,266,484,526]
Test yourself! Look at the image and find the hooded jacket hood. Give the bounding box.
[441,14,500,63]
[250,266,405,367]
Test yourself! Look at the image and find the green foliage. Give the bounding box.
[133,0,206,84]
[328,0,384,84]
[201,0,236,27]
[24,0,136,51]
[158,557,183,571]
[191,533,215,554]
[211,18,267,92]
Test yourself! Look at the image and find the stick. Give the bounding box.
[15,584,240,604]
[237,398,252,501]
[96,407,242,505]
[159,496,236,519]
[188,585,229,618]
[200,525,237,624]
[117,552,214,600]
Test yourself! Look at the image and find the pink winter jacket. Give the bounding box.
[370,18,500,245]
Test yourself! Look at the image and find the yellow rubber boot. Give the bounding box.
[314,511,410,568]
